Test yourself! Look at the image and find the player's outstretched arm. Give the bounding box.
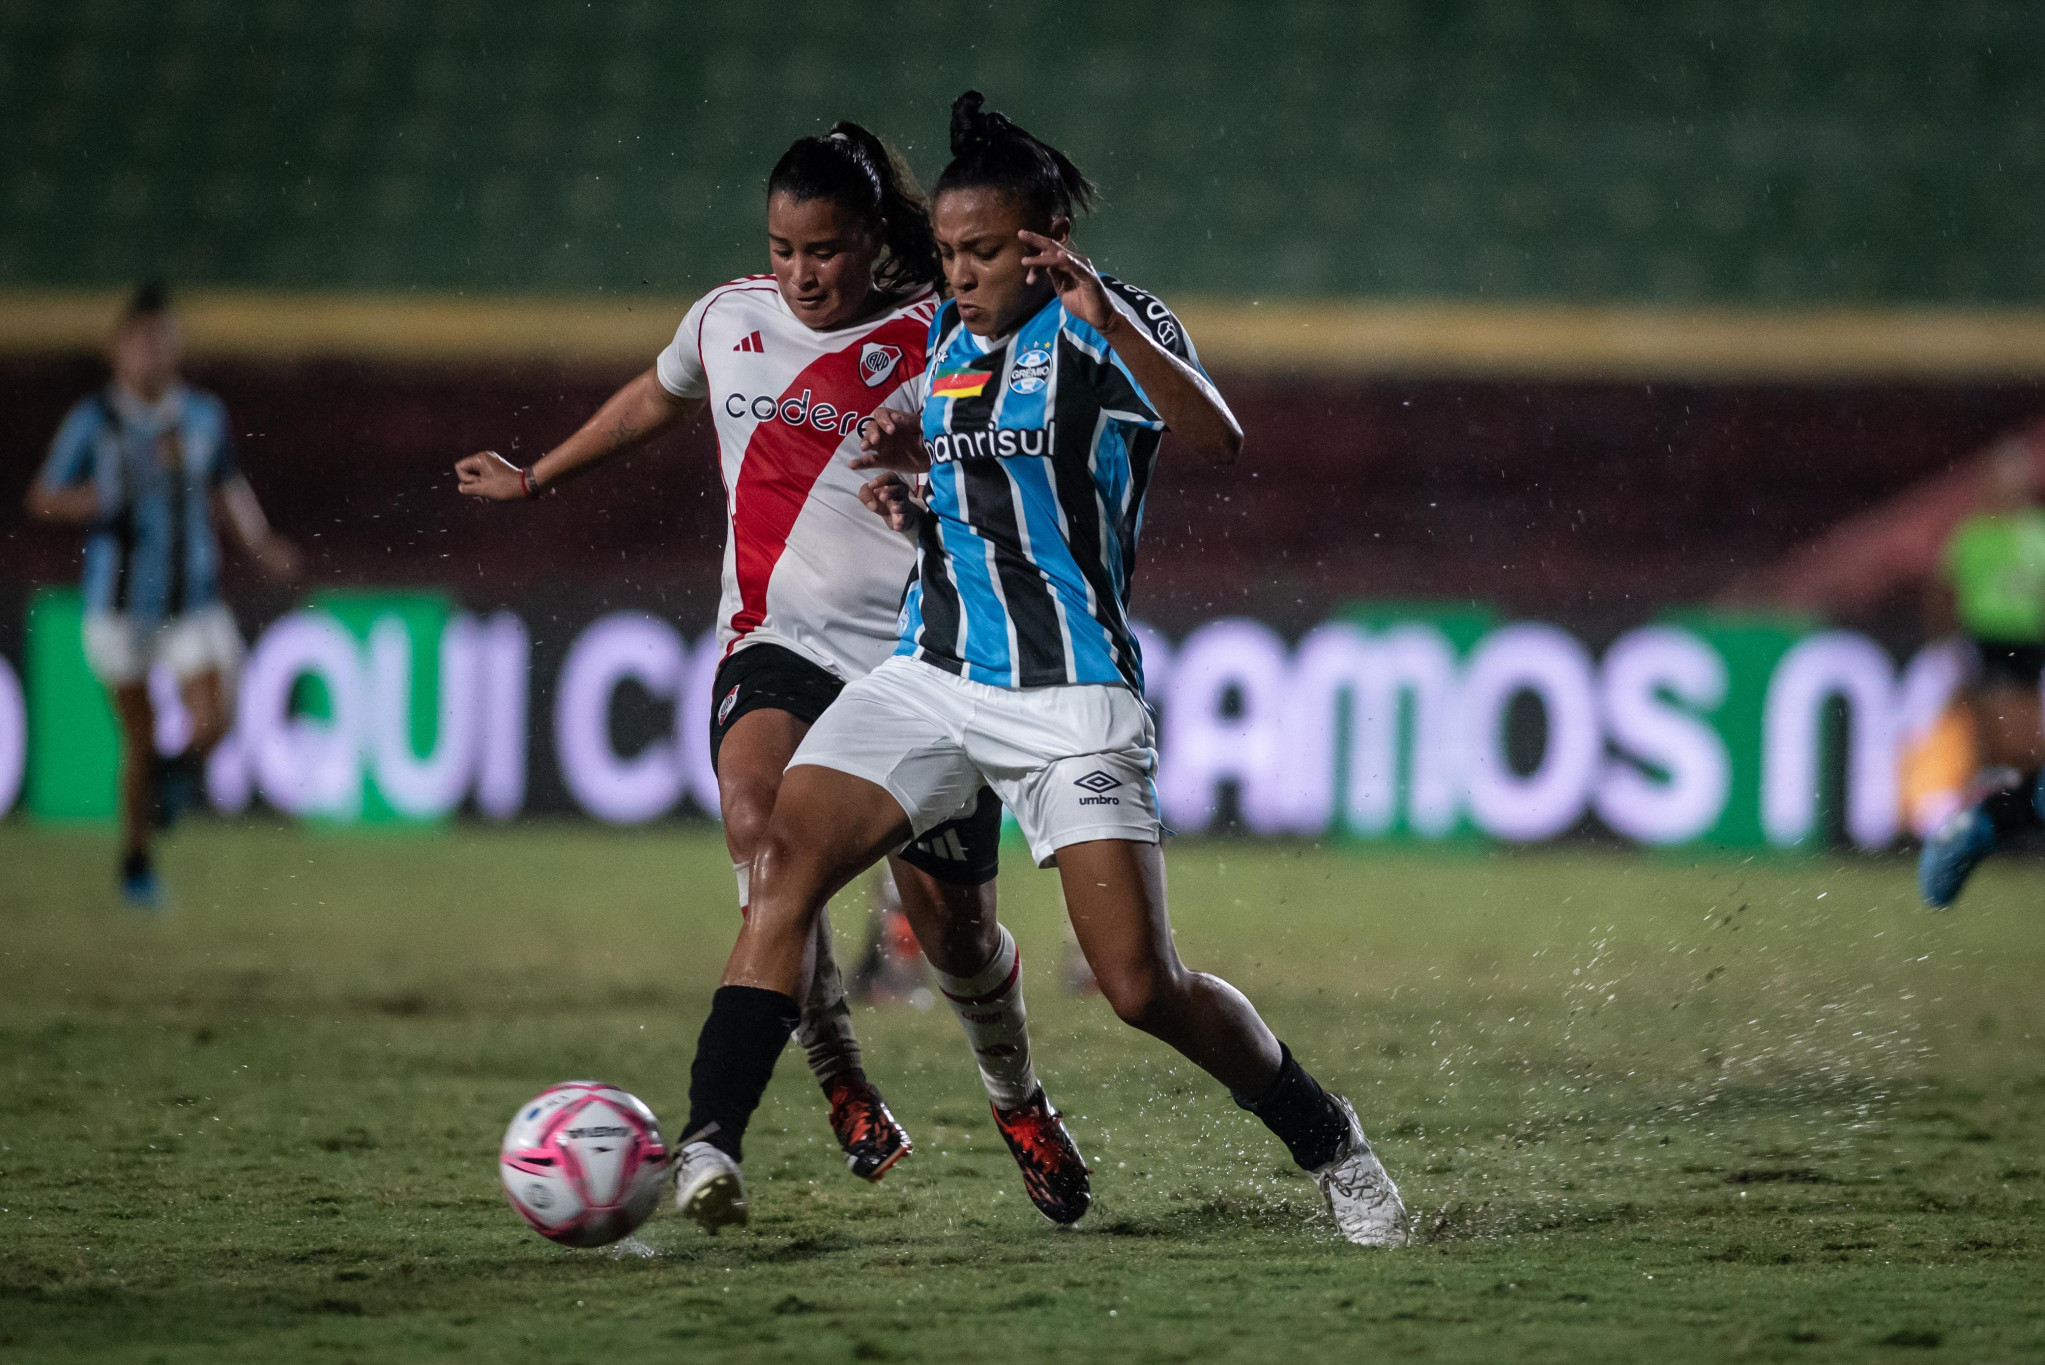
[1018,230,1243,468]
[455,367,703,501]
[24,479,101,525]
[216,476,303,581]
[30,407,111,524]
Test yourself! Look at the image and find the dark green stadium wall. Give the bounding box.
[2,0,2039,304]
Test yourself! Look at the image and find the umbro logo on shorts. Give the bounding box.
[717,685,740,725]
[1074,769,1123,806]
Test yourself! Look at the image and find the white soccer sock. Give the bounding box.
[934,925,1038,1110]
[734,861,863,1084]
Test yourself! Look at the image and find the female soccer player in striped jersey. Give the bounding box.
[456,123,1083,1221]
[27,284,301,908]
[673,94,1409,1246]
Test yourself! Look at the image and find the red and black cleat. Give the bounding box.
[992,1088,1091,1225]
[824,1072,912,1182]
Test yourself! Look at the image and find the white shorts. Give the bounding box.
[790,654,1161,868]
[82,603,245,688]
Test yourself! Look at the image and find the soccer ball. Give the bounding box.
[499,1081,669,1247]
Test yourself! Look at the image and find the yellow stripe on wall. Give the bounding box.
[0,290,681,369]
[1177,302,2045,381]
[8,289,2045,380]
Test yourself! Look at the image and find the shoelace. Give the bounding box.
[1324,1166,1391,1203]
[1321,1159,1400,1226]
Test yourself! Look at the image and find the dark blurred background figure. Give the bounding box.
[849,867,932,1008]
[1932,443,2045,768]
[23,285,300,906]
[1916,443,2045,906]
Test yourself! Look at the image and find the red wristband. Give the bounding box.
[519,466,540,499]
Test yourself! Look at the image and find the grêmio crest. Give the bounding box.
[1008,344,1052,395]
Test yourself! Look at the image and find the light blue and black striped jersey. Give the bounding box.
[38,383,239,621]
[897,276,1207,691]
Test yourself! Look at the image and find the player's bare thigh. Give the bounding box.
[725,703,998,976]
[716,707,812,863]
[110,680,155,750]
[725,763,913,997]
[1055,838,1178,1006]
[109,682,155,852]
[180,667,231,755]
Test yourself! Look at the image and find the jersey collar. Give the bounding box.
[775,282,934,338]
[108,381,187,433]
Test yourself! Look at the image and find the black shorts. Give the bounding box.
[708,643,1002,886]
[1973,639,2045,689]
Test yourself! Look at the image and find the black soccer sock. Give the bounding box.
[1232,1042,1350,1172]
[681,985,801,1163]
[1982,772,2044,836]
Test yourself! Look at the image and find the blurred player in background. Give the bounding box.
[1918,441,2045,906]
[25,284,300,908]
[672,93,1409,1247]
[457,124,1078,1212]
[848,868,932,1006]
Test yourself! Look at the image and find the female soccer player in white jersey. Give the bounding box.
[672,94,1409,1246]
[455,124,1084,1220]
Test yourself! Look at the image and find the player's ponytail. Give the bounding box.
[935,90,1097,225]
[766,122,940,296]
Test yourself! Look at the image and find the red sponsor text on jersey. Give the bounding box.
[724,309,928,652]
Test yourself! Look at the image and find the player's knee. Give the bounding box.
[742,833,822,958]
[719,783,777,862]
[1097,960,1187,1034]
[750,817,826,909]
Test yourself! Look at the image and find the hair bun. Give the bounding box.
[949,90,991,156]
[129,280,170,316]
[934,91,1096,222]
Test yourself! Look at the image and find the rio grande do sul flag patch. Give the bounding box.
[931,367,992,399]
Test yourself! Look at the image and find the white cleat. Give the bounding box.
[673,1139,748,1233]
[1312,1096,1408,1247]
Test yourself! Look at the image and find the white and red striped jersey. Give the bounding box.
[656,276,938,680]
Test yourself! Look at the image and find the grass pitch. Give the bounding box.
[1,823,2042,1363]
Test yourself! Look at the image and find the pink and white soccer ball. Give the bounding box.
[499,1081,668,1247]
